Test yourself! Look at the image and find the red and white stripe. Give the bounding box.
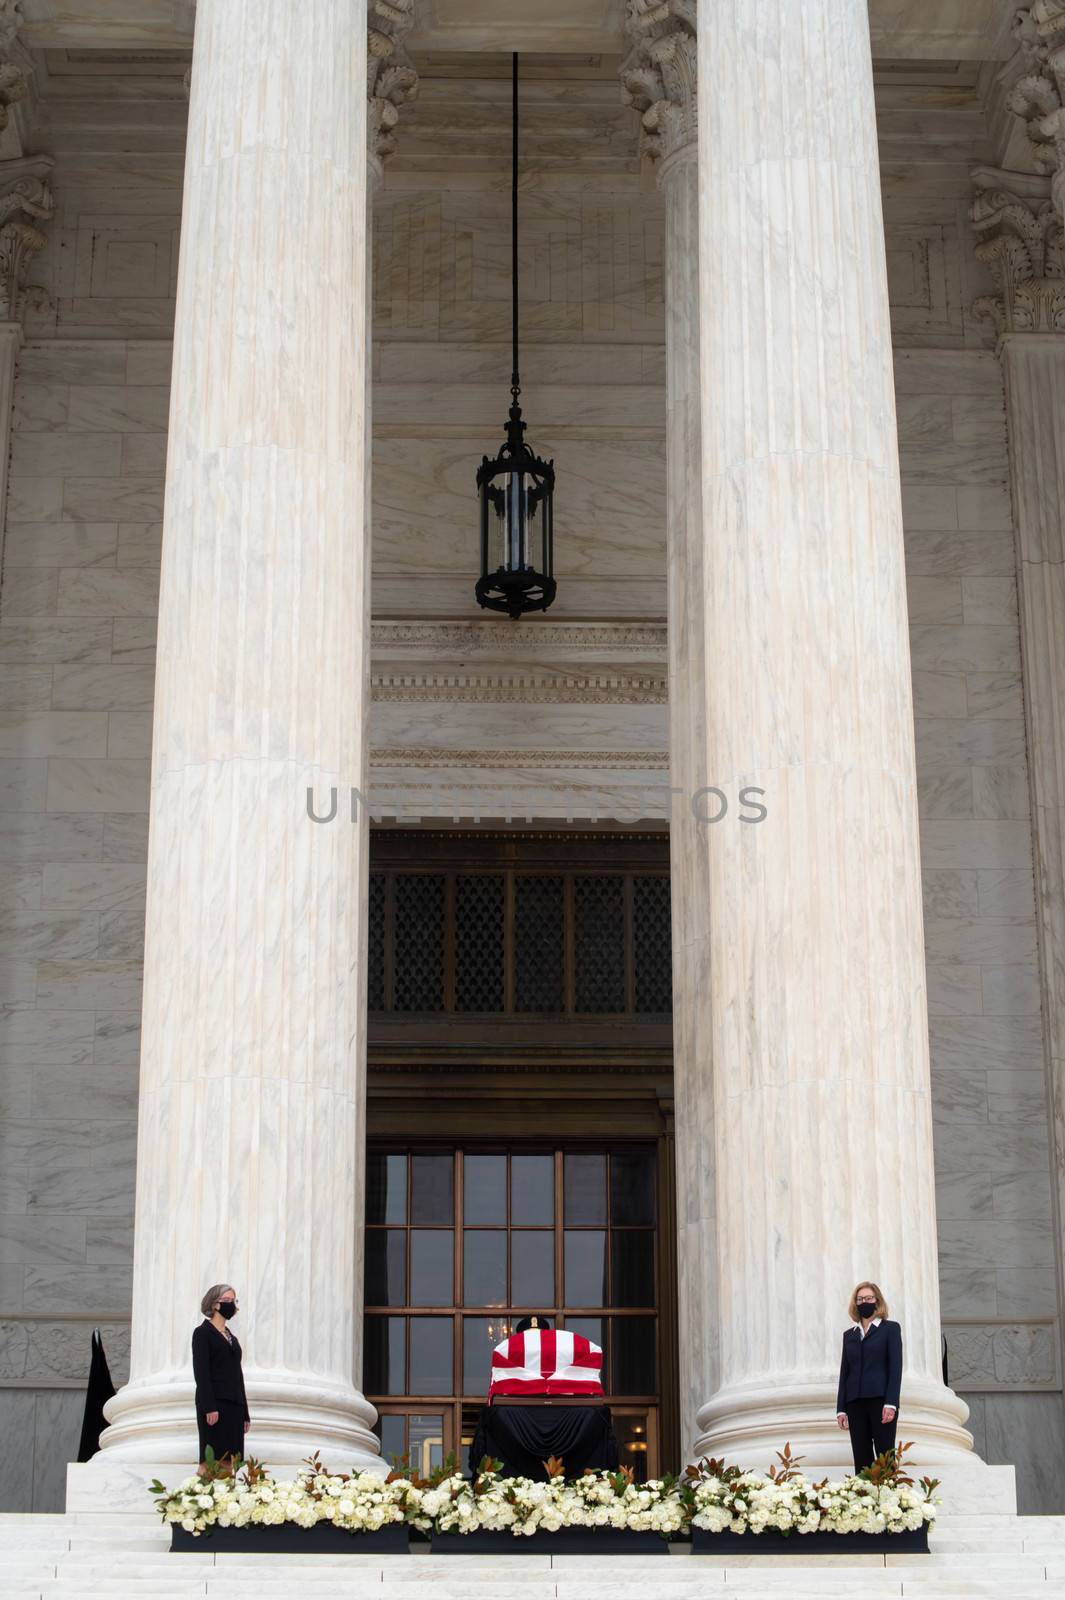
[487,1328,603,1397]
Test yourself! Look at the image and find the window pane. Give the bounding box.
[610,1148,656,1226]
[464,1154,506,1223]
[410,1229,453,1305]
[365,1230,406,1306]
[463,1316,505,1395]
[611,1231,655,1306]
[409,1316,453,1394]
[612,1319,656,1395]
[375,1411,406,1466]
[511,1154,554,1225]
[613,1411,651,1482]
[511,1230,554,1308]
[564,1152,606,1225]
[366,1152,406,1224]
[364,1316,405,1395]
[463,1229,507,1306]
[411,1153,453,1224]
[565,1230,607,1307]
[409,1413,446,1477]
[566,1316,608,1390]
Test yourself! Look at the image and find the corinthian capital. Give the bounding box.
[368,0,419,174]
[1011,4,1065,218]
[970,166,1065,335]
[620,0,697,168]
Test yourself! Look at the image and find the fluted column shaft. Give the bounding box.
[693,0,972,1469]
[98,0,378,1472]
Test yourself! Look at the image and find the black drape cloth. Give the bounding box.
[77,1329,116,1462]
[471,1405,619,1481]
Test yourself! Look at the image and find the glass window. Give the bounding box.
[375,1411,406,1466]
[511,1154,554,1225]
[366,1152,406,1225]
[613,1411,651,1482]
[411,1153,453,1225]
[565,1229,607,1307]
[364,1315,405,1395]
[464,1154,507,1224]
[611,1149,656,1226]
[511,1230,554,1308]
[410,1229,453,1305]
[612,1319,656,1395]
[409,1413,445,1477]
[365,1229,406,1306]
[463,1229,507,1306]
[409,1316,452,1394]
[463,1316,503,1395]
[611,1231,655,1307]
[564,1151,607,1225]
[565,1315,608,1390]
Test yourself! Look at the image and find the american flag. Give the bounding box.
[487,1327,604,1398]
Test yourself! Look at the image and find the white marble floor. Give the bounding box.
[4,1514,1065,1599]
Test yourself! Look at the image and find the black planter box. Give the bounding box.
[170,1522,410,1553]
[691,1524,929,1555]
[430,1528,671,1554]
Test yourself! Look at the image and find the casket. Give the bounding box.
[487,1327,604,1399]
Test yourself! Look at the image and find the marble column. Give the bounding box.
[79,0,380,1496]
[690,0,975,1474]
[971,168,1065,1388]
[621,0,715,1458]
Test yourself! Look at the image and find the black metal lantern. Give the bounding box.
[475,54,556,619]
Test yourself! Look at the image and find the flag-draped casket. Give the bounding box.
[487,1327,603,1399]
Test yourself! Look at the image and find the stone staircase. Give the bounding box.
[4,1512,1065,1599]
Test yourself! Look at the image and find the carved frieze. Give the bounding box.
[368,0,419,173]
[619,0,697,168]
[970,167,1065,335]
[0,154,53,323]
[0,0,28,132]
[1011,3,1065,219]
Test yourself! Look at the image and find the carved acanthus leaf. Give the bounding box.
[368,0,419,169]
[970,168,1065,334]
[1011,4,1065,218]
[620,0,697,167]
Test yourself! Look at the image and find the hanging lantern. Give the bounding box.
[475,54,556,620]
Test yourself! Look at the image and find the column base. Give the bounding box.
[70,1372,383,1511]
[693,1376,1015,1513]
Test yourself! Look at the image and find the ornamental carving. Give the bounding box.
[1011,4,1065,219]
[619,0,697,167]
[0,156,53,323]
[368,0,419,171]
[970,167,1065,335]
[0,0,27,131]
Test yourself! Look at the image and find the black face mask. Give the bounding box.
[217,1302,238,1320]
[857,1304,877,1320]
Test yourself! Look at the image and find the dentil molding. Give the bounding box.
[970,166,1065,335]
[619,0,697,169]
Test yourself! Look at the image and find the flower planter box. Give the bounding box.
[170,1522,410,1553]
[691,1525,929,1555]
[430,1528,671,1554]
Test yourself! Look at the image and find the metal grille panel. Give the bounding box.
[633,875,672,1014]
[574,875,625,1013]
[368,872,386,1011]
[455,875,505,1012]
[514,875,565,1013]
[392,874,445,1012]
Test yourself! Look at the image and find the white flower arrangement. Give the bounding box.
[685,1442,940,1539]
[150,1442,939,1542]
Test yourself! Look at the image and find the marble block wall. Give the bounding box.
[0,59,1061,1510]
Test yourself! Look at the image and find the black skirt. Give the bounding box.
[196,1399,245,1465]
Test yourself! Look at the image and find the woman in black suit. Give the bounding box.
[192,1283,250,1469]
[836,1280,902,1472]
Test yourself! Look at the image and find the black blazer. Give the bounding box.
[836,1319,902,1413]
[192,1321,249,1420]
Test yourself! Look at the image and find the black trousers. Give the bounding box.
[196,1400,245,1466]
[845,1396,898,1472]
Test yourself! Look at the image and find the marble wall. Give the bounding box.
[0,57,1061,1508]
